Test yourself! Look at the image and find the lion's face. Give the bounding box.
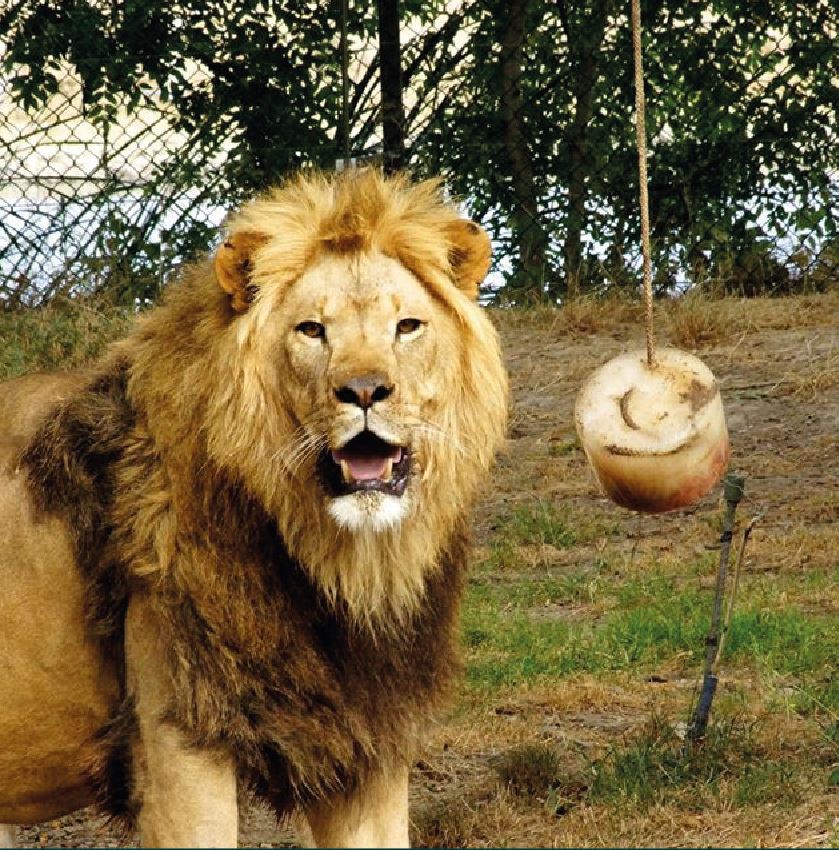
[203,170,507,618]
[273,250,460,532]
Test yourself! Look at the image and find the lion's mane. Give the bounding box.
[22,169,508,818]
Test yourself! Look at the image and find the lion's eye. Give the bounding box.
[396,318,424,336]
[296,321,326,340]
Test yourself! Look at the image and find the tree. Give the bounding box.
[2,0,836,302]
[407,0,838,297]
[559,0,617,299]
[1,0,351,188]
[376,0,406,172]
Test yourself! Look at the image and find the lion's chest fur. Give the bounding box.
[154,503,466,807]
[23,361,467,815]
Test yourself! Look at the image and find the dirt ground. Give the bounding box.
[12,293,839,847]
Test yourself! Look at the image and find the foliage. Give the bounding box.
[412,0,838,298]
[1,0,837,302]
[0,0,350,186]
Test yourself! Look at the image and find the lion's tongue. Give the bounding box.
[344,457,387,480]
[333,445,402,481]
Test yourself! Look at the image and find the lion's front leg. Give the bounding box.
[126,597,238,848]
[305,762,409,848]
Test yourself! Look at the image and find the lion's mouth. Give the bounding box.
[319,430,411,497]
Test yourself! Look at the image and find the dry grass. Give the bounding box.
[774,348,839,399]
[414,682,837,848]
[665,289,839,350]
[666,293,729,348]
[0,300,129,380]
[490,292,641,337]
[729,289,839,331]
[493,743,567,797]
[551,793,839,848]
[491,289,838,349]
[411,786,532,849]
[556,293,641,335]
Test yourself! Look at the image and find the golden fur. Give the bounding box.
[125,169,507,622]
[0,168,508,836]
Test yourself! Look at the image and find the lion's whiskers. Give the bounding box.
[283,436,327,476]
[272,427,328,476]
[266,408,479,484]
[409,420,473,460]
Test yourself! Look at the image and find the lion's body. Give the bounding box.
[0,171,507,846]
[0,372,85,441]
[0,374,117,823]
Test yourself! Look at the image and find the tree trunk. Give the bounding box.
[376,0,405,173]
[498,0,550,300]
[562,0,613,299]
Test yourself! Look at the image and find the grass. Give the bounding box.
[585,712,829,814]
[666,293,729,348]
[493,743,567,798]
[591,715,750,805]
[434,412,838,846]
[464,598,837,695]
[414,707,833,846]
[463,552,839,713]
[478,501,619,563]
[774,349,839,400]
[495,501,580,549]
[0,301,129,380]
[489,288,838,342]
[489,291,641,336]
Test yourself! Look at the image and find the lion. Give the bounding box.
[0,169,508,847]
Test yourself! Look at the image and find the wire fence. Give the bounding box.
[1,0,837,308]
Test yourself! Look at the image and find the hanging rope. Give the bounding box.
[631,0,656,368]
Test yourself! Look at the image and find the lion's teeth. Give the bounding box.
[340,460,352,482]
[382,458,393,481]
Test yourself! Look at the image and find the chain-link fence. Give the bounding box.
[1,0,837,308]
[1,66,232,306]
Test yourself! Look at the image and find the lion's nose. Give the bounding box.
[334,375,394,410]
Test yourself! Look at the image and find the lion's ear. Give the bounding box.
[446,220,492,300]
[214,231,268,312]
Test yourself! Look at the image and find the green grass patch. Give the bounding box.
[778,675,839,722]
[496,501,579,548]
[486,715,813,819]
[474,501,621,578]
[463,562,839,696]
[733,761,800,807]
[725,609,839,676]
[473,540,519,574]
[468,567,607,611]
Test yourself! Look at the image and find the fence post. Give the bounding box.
[687,472,746,742]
